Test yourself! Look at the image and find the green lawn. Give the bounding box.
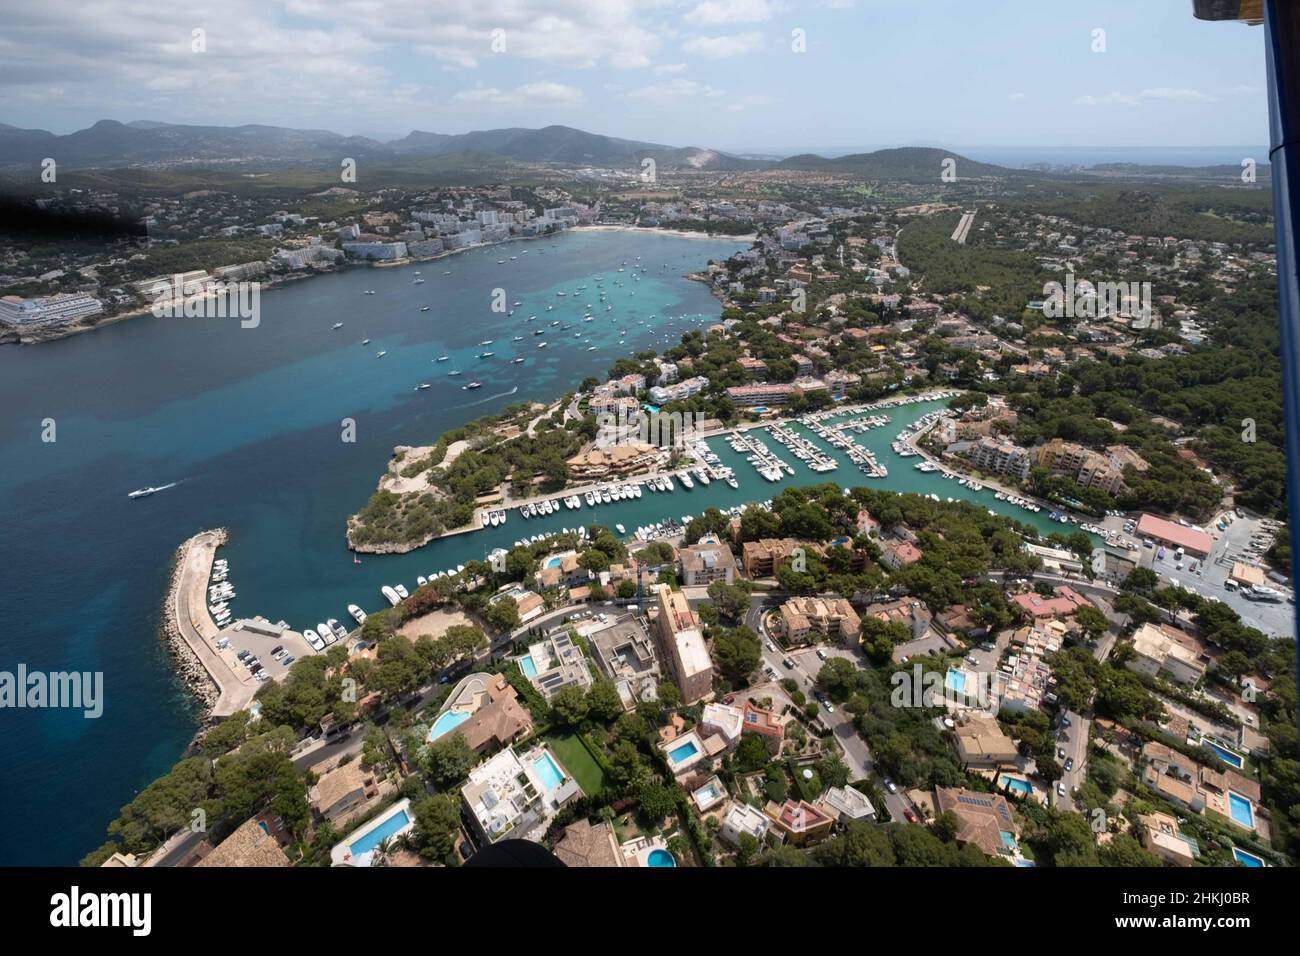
[545,733,607,796]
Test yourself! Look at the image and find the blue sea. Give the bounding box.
[0,229,743,865]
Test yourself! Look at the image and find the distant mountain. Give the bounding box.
[0,119,757,171]
[775,146,1017,181]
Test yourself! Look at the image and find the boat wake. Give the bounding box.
[454,385,519,409]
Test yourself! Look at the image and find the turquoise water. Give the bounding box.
[531,751,565,790]
[647,848,676,867]
[0,228,743,865]
[945,668,968,694]
[519,655,538,679]
[543,555,564,569]
[1228,792,1255,827]
[349,808,411,857]
[668,741,699,763]
[1233,847,1265,867]
[1205,740,1245,769]
[1000,776,1033,795]
[428,709,471,741]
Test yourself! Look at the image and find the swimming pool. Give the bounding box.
[668,741,699,764]
[1232,847,1265,867]
[531,751,566,790]
[519,655,538,679]
[1000,776,1033,796]
[1228,792,1255,828]
[945,668,968,694]
[428,708,471,742]
[349,808,411,858]
[647,848,676,867]
[1204,739,1245,769]
[543,556,563,569]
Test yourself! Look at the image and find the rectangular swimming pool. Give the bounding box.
[1204,739,1245,769]
[669,741,699,764]
[1228,792,1255,828]
[1232,847,1265,867]
[519,655,538,679]
[531,751,566,790]
[1000,776,1033,796]
[349,808,411,858]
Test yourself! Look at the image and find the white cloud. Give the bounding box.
[653,62,689,73]
[1140,87,1217,103]
[1075,92,1140,107]
[1008,92,1026,101]
[453,82,585,107]
[684,0,774,26]
[682,31,764,58]
[629,78,724,101]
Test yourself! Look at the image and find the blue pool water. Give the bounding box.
[1000,776,1033,795]
[1228,792,1255,827]
[1233,847,1265,867]
[945,668,968,694]
[428,709,471,741]
[520,655,538,679]
[349,808,411,857]
[1204,740,1245,769]
[532,751,565,790]
[647,848,676,867]
[669,741,699,764]
[543,555,563,569]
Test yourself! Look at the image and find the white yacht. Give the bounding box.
[381,586,401,607]
[394,584,409,599]
[347,604,367,626]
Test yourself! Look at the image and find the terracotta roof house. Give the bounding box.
[456,677,535,753]
[310,760,381,823]
[551,819,626,867]
[195,816,291,868]
[933,787,1020,860]
[765,799,835,846]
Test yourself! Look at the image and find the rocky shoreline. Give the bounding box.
[159,527,228,720]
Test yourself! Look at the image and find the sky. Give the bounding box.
[0,0,1271,152]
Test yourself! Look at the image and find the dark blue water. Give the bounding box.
[0,229,744,865]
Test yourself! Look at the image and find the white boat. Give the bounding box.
[382,586,401,606]
[417,575,428,587]
[394,584,409,599]
[616,523,626,534]
[332,322,343,330]
[585,491,596,506]
[348,604,366,626]
[437,355,449,361]
[679,473,694,490]
[304,629,325,651]
[376,351,387,358]
[319,623,336,645]
[416,383,431,390]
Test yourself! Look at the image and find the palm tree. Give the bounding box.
[372,837,392,867]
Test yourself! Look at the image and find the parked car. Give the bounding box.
[1057,782,1067,797]
[1064,757,1074,772]
[1057,747,1066,759]
[816,648,828,661]
[782,657,795,669]
[885,779,898,794]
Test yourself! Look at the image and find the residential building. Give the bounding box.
[195,816,291,868]
[820,785,876,824]
[678,535,739,586]
[776,596,861,645]
[742,700,784,752]
[741,537,805,577]
[700,702,745,750]
[967,436,1031,481]
[309,761,380,823]
[765,799,835,846]
[650,585,714,704]
[720,801,770,848]
[551,819,626,867]
[951,714,1019,769]
[454,673,535,753]
[1139,811,1199,866]
[933,787,1020,860]
[1128,622,1208,686]
[523,630,593,701]
[462,745,582,844]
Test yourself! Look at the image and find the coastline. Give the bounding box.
[2,224,754,348]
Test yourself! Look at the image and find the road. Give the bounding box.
[735,593,914,821]
[1055,710,1089,812]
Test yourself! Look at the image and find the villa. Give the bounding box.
[551,819,626,868]
[742,700,785,753]
[195,815,291,868]
[720,801,771,848]
[765,799,835,846]
[820,785,877,824]
[430,672,534,754]
[309,760,382,824]
[462,745,582,844]
[330,799,415,867]
[518,629,593,701]
[1139,811,1200,866]
[1010,585,1092,620]
[951,713,1020,770]
[933,786,1022,861]
[700,701,745,750]
[1127,622,1208,686]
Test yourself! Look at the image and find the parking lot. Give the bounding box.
[218,619,317,685]
[1132,510,1294,637]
